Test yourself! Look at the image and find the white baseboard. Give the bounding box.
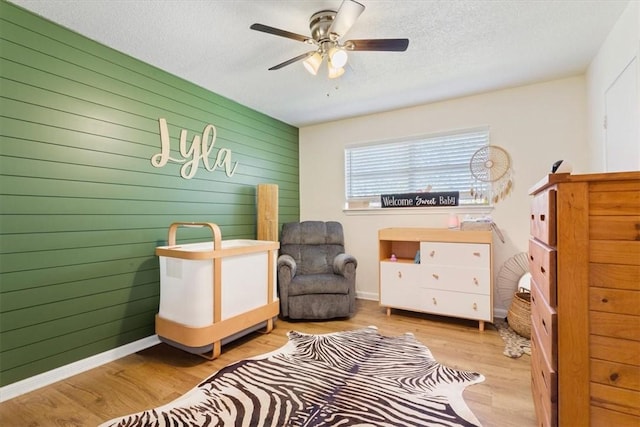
[356,291,379,301]
[494,308,508,320]
[0,335,161,403]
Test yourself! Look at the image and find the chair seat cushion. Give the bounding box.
[288,274,350,296]
[287,294,351,320]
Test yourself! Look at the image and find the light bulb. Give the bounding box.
[328,64,345,79]
[328,47,348,68]
[303,52,322,75]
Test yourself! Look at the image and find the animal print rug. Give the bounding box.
[101,326,484,426]
[494,318,531,358]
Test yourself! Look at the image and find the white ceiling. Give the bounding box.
[9,0,629,127]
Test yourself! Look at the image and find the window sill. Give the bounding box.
[343,205,493,216]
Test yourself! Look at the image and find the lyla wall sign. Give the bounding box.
[380,191,459,208]
[151,118,239,180]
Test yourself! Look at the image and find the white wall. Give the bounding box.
[299,76,587,315]
[587,0,640,172]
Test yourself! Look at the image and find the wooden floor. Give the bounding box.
[0,299,536,426]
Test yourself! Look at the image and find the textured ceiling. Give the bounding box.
[9,0,629,127]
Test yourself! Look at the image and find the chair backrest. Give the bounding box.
[280,221,345,275]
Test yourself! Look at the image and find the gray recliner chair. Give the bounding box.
[277,221,357,320]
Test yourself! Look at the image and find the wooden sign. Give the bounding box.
[380,191,459,208]
[151,118,238,180]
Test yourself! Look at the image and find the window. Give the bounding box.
[344,128,490,207]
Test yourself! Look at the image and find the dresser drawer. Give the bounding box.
[418,289,492,321]
[531,327,558,424]
[529,238,557,306]
[424,265,490,295]
[530,189,556,246]
[531,279,557,369]
[420,242,490,269]
[531,371,556,427]
[380,262,422,308]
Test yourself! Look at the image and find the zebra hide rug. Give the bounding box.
[101,326,485,427]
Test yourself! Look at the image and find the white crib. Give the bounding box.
[155,222,279,359]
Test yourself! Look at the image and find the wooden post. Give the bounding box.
[257,184,279,241]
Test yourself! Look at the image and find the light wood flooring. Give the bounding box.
[0,299,536,426]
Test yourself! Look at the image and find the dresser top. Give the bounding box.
[529,171,640,194]
[379,227,492,244]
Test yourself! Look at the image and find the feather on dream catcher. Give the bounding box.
[469,145,513,203]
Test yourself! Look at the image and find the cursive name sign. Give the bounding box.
[151,118,238,179]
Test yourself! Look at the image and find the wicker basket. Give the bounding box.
[507,291,531,339]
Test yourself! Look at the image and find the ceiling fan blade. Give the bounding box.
[250,23,311,43]
[268,51,315,70]
[345,38,409,52]
[329,0,365,38]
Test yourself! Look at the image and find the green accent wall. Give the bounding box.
[0,1,299,387]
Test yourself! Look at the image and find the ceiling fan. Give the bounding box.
[250,0,409,79]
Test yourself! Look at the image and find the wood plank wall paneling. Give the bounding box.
[0,1,300,387]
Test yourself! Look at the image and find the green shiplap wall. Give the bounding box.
[0,1,299,387]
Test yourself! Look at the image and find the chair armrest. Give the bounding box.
[335,253,357,316]
[333,253,357,276]
[277,254,297,318]
[277,254,297,279]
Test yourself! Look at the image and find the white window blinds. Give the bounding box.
[345,128,490,206]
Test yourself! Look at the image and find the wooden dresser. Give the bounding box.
[528,172,640,426]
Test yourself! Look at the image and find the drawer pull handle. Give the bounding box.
[398,271,402,279]
[473,252,481,257]
[473,277,479,285]
[429,250,436,257]
[610,372,619,383]
[542,319,548,334]
[530,254,534,262]
[432,297,437,305]
[601,297,608,304]
[531,214,534,220]
[432,274,439,280]
[540,266,546,274]
[539,214,546,222]
[473,303,477,311]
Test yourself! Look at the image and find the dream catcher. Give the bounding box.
[469,145,513,203]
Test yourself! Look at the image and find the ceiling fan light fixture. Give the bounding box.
[328,46,348,68]
[250,0,410,74]
[328,64,345,79]
[303,52,323,75]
